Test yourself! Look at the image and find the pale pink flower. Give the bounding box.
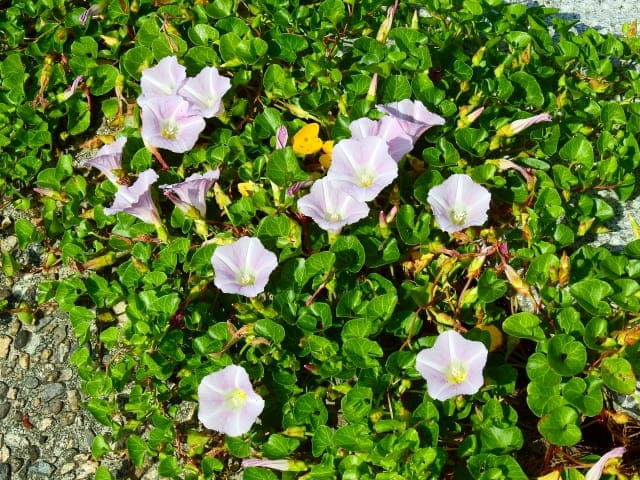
[326,137,397,202]
[376,99,445,141]
[198,365,265,437]
[498,113,552,137]
[297,178,369,233]
[427,174,491,234]
[82,137,127,185]
[275,125,288,150]
[178,66,231,118]
[137,56,186,106]
[104,169,161,225]
[349,116,413,162]
[159,169,220,217]
[241,458,308,472]
[140,95,206,153]
[211,237,278,297]
[80,4,102,25]
[415,330,488,401]
[585,447,626,480]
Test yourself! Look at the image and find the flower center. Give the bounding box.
[450,208,467,226]
[325,211,344,222]
[161,122,179,139]
[237,271,256,286]
[444,360,468,385]
[357,170,375,188]
[225,388,247,410]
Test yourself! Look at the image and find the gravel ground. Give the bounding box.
[0,1,637,479]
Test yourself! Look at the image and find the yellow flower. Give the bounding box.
[319,140,333,169]
[292,123,324,155]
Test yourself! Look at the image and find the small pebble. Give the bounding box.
[19,353,29,370]
[37,418,54,432]
[28,459,55,476]
[58,368,73,382]
[23,376,39,389]
[0,462,9,480]
[67,391,79,411]
[13,330,31,350]
[40,348,52,362]
[6,388,16,401]
[0,336,11,359]
[40,383,64,402]
[49,401,63,415]
[0,382,7,398]
[0,446,8,463]
[0,404,9,420]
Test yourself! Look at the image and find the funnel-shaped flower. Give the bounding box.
[349,116,414,162]
[497,113,552,137]
[427,174,491,234]
[297,178,369,233]
[275,125,288,150]
[376,99,445,141]
[198,365,265,437]
[178,66,231,118]
[415,330,488,401]
[159,169,220,217]
[211,237,278,297]
[326,137,397,202]
[82,136,127,185]
[140,95,206,153]
[104,169,161,225]
[137,56,186,106]
[585,447,626,480]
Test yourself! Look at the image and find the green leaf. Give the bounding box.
[121,46,154,79]
[263,433,300,459]
[538,406,582,446]
[559,134,594,170]
[318,0,345,25]
[547,334,587,377]
[243,468,278,480]
[601,357,637,394]
[509,71,544,107]
[343,338,383,368]
[341,386,373,423]
[15,218,41,249]
[311,425,334,457]
[94,466,114,480]
[562,376,603,416]
[396,205,431,245]
[266,147,307,187]
[127,435,147,468]
[569,278,613,315]
[382,75,412,103]
[334,424,373,452]
[477,270,507,303]
[254,319,285,344]
[158,456,181,477]
[330,235,365,273]
[502,312,545,341]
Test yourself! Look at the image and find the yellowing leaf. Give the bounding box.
[476,324,503,352]
[293,123,323,155]
[238,182,256,196]
[536,471,560,480]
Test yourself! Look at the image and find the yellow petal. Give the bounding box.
[293,123,323,155]
[237,181,256,197]
[322,140,334,153]
[536,471,560,480]
[319,153,332,170]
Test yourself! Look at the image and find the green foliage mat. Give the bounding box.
[2,0,640,478]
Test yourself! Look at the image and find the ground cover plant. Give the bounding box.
[2,0,640,478]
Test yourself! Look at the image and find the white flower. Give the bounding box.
[427,174,491,233]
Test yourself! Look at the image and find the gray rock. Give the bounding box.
[40,383,65,402]
[0,403,9,420]
[23,376,39,389]
[0,462,10,480]
[13,330,31,350]
[0,382,8,398]
[28,460,55,476]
